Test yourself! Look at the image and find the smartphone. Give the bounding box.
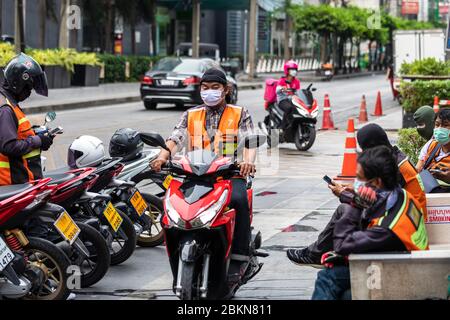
[49,126,64,135]
[430,169,443,174]
[323,175,335,186]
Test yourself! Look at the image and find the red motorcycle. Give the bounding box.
[0,178,72,300]
[140,133,268,300]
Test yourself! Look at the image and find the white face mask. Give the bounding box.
[353,179,367,191]
[289,69,298,77]
[201,89,224,107]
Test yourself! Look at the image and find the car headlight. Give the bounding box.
[165,194,185,228]
[190,189,229,228]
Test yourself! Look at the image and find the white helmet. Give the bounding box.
[68,135,105,168]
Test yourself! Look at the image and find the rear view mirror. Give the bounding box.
[140,132,170,153]
[44,111,56,125]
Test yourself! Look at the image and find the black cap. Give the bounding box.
[357,123,391,150]
[200,68,227,86]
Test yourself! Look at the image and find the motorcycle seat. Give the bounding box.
[0,183,33,201]
[44,173,76,185]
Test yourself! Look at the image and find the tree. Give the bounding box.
[39,0,58,49]
[115,0,155,55]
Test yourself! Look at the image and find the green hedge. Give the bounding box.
[400,80,450,113]
[98,54,160,83]
[397,128,427,165]
[400,58,450,76]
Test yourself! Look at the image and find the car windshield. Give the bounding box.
[152,58,182,72]
[172,60,203,73]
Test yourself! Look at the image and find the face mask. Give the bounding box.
[353,179,367,191]
[417,123,434,141]
[289,70,298,77]
[201,89,224,107]
[434,127,450,145]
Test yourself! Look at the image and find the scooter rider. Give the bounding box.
[151,68,257,275]
[0,53,53,186]
[277,60,301,131]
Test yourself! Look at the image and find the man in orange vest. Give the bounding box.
[151,68,256,274]
[312,146,428,300]
[0,53,53,186]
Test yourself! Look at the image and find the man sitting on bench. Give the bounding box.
[311,146,429,300]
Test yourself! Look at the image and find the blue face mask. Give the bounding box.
[201,89,224,107]
[433,127,450,145]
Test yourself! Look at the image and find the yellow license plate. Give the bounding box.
[163,175,173,189]
[54,211,81,245]
[130,191,148,217]
[103,202,123,232]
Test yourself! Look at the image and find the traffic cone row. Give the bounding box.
[358,95,368,123]
[371,91,384,116]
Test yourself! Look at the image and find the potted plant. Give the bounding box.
[0,43,15,85]
[71,52,102,86]
[28,49,73,89]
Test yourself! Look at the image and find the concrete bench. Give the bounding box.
[348,193,450,300]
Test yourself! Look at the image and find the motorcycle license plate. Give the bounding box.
[0,237,15,272]
[103,202,123,232]
[53,211,81,245]
[129,191,148,217]
[163,175,173,189]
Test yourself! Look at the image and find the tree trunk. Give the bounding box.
[131,22,136,55]
[331,33,338,69]
[39,0,46,48]
[0,0,3,36]
[104,0,114,53]
[320,33,329,64]
[58,0,69,48]
[349,38,354,73]
[15,0,26,53]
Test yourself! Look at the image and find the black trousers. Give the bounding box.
[307,204,348,258]
[278,99,294,130]
[229,178,251,255]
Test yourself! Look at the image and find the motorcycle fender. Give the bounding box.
[292,116,317,125]
[180,241,200,263]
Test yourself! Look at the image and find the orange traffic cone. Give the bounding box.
[433,96,440,113]
[334,118,357,181]
[371,91,384,116]
[320,94,336,130]
[358,95,368,123]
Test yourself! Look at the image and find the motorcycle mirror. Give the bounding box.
[306,83,313,91]
[44,111,56,125]
[311,88,317,92]
[139,132,170,153]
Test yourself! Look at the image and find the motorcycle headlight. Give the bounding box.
[311,109,319,118]
[165,194,185,228]
[190,189,229,229]
[296,105,309,117]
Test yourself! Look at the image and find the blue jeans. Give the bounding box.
[311,266,352,300]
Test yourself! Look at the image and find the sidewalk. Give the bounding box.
[23,81,264,115]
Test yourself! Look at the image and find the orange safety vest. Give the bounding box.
[369,189,429,251]
[187,105,242,156]
[424,140,450,170]
[398,158,427,219]
[0,95,42,185]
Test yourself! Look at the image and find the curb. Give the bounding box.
[24,84,264,115]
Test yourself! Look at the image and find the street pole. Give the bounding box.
[0,0,3,36]
[191,0,200,58]
[284,0,291,61]
[248,0,257,79]
[15,0,25,53]
[243,10,248,73]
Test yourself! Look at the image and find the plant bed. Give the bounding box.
[43,65,71,89]
[71,64,100,87]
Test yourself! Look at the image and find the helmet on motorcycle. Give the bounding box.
[68,135,106,168]
[3,53,48,100]
[283,60,298,76]
[109,128,144,162]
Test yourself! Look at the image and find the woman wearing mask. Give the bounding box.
[276,60,301,131]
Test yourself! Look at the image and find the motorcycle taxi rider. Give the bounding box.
[150,68,257,276]
[0,53,53,186]
[276,60,301,133]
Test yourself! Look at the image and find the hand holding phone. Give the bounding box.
[323,175,335,186]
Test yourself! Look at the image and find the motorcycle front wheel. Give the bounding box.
[137,193,164,247]
[294,125,316,151]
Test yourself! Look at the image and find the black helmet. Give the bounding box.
[3,53,48,97]
[109,128,144,162]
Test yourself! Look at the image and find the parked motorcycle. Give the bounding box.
[139,132,268,300]
[0,179,71,300]
[259,83,319,151]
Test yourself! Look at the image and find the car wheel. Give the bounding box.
[144,101,157,110]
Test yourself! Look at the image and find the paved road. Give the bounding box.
[33,75,399,300]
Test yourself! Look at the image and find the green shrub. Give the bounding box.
[400,80,450,113]
[98,54,127,83]
[397,128,427,166]
[0,43,15,67]
[400,58,450,76]
[126,55,154,82]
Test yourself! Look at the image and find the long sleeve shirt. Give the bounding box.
[167,104,254,150]
[333,188,407,256]
[0,89,42,157]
